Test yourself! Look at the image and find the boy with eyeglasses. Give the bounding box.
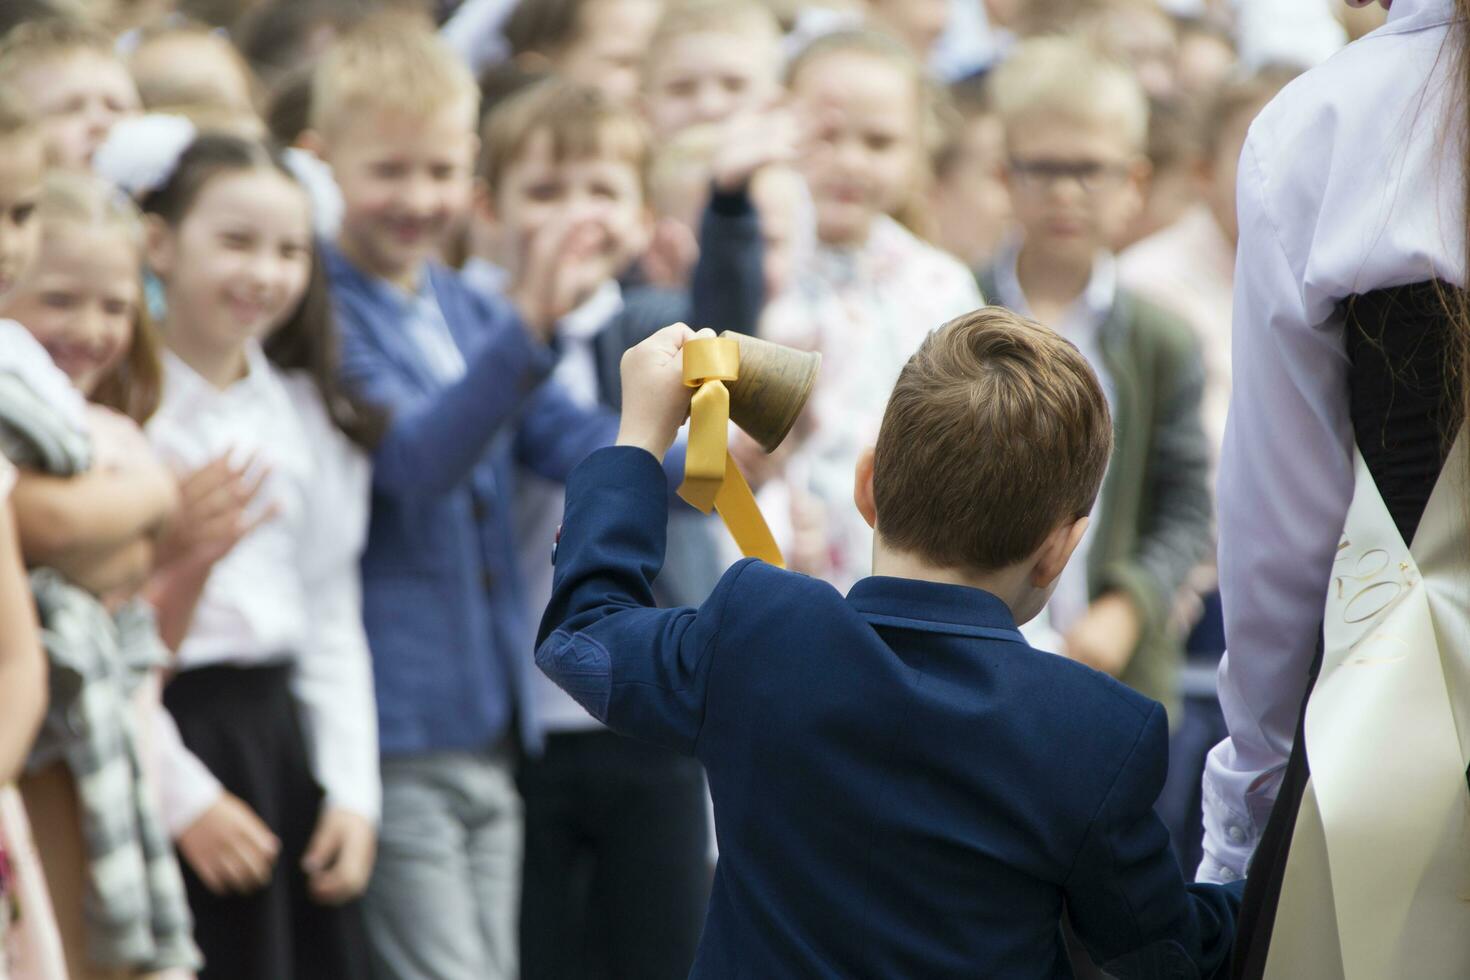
[978,36,1211,723]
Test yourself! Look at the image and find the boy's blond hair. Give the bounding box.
[310,12,479,138]
[128,21,259,112]
[480,79,649,197]
[873,308,1112,572]
[644,0,781,77]
[988,35,1149,153]
[0,15,115,90]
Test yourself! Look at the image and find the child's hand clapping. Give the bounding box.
[616,323,708,462]
[155,452,276,574]
[507,209,618,344]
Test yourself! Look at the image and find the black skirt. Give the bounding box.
[1231,281,1463,977]
[164,661,370,980]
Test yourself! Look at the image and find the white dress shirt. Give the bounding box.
[149,344,378,834]
[989,241,1118,638]
[1201,0,1460,883]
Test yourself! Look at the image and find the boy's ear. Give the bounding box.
[853,446,877,531]
[1031,516,1088,589]
[142,213,176,281]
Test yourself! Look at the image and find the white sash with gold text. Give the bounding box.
[1265,433,1470,978]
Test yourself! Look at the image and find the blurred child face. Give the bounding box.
[491,128,652,283]
[751,165,804,300]
[644,32,780,139]
[557,0,664,106]
[1176,33,1236,101]
[3,221,139,397]
[129,33,257,112]
[1004,113,1144,268]
[15,50,141,170]
[149,169,313,358]
[931,113,1011,268]
[323,102,478,288]
[794,51,921,248]
[1092,9,1178,100]
[867,0,951,60]
[0,132,45,299]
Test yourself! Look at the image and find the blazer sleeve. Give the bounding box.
[535,445,751,754]
[690,186,765,336]
[337,295,557,496]
[1064,702,1243,979]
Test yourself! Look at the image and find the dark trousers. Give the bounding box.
[164,663,370,980]
[519,729,711,980]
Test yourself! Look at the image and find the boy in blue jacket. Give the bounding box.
[306,16,643,980]
[538,311,1244,978]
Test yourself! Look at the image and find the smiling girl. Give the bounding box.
[135,133,381,980]
[1,172,197,980]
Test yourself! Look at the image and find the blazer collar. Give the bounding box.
[847,577,1024,642]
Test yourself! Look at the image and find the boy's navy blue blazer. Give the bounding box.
[538,447,1244,979]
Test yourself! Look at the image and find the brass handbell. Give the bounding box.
[718,331,821,453]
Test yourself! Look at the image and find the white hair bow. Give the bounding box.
[92,114,199,199]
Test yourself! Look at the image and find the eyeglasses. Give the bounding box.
[1006,158,1131,194]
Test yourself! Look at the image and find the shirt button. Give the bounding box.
[471,499,488,521]
[1227,825,1246,845]
[482,570,496,592]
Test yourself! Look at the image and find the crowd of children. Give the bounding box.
[0,0,1383,978]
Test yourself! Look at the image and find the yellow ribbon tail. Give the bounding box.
[712,454,784,567]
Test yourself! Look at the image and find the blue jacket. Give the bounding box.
[326,245,617,755]
[538,447,1244,978]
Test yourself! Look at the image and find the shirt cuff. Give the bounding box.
[323,784,381,826]
[160,742,224,838]
[1197,781,1258,883]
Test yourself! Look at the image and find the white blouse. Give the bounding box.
[1201,0,1461,883]
[148,344,379,833]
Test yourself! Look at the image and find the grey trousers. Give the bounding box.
[365,748,523,980]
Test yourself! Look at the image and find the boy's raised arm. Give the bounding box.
[535,324,741,754]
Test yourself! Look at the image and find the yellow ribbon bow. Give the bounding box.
[677,337,785,567]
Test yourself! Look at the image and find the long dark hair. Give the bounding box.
[141,133,382,449]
